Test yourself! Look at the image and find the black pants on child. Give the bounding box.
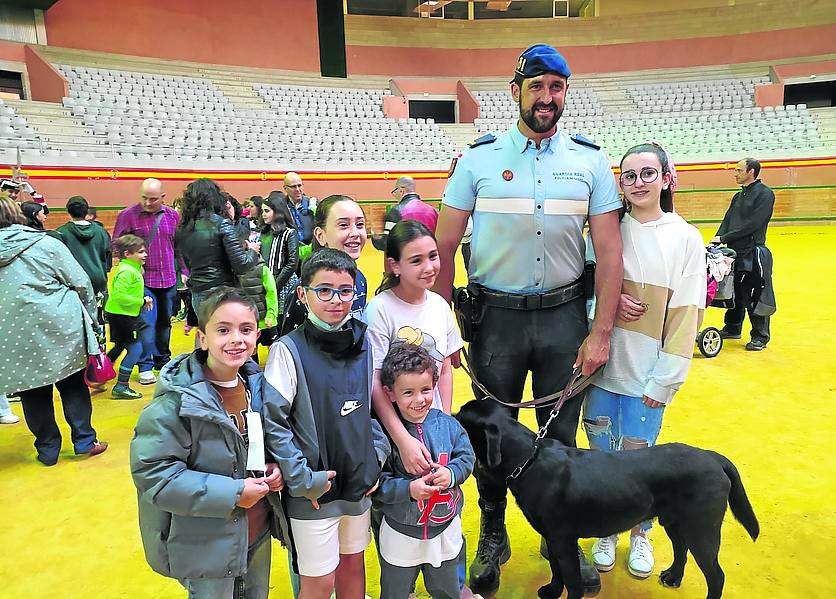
[379,550,460,599]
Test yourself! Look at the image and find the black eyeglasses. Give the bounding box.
[304,286,356,302]
[619,167,659,187]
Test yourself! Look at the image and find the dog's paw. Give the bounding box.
[538,582,563,599]
[660,567,683,588]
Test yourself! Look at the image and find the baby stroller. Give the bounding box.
[696,245,737,358]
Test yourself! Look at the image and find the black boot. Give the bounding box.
[539,540,602,597]
[469,499,511,594]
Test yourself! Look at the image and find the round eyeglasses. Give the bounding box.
[619,167,660,187]
[304,286,356,303]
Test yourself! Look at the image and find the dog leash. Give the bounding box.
[460,347,595,409]
[504,368,596,483]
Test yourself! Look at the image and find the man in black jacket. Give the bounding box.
[712,158,775,351]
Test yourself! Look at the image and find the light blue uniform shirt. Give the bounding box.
[443,126,621,294]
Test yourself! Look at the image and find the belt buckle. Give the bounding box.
[525,294,540,310]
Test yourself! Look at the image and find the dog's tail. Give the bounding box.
[708,450,760,541]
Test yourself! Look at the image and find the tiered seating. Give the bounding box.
[473,75,826,159]
[626,77,768,112]
[0,99,42,152]
[51,65,455,164]
[255,84,454,163]
[474,86,603,121]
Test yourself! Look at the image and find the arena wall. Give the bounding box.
[39,1,836,77]
[8,159,834,233]
[44,0,321,73]
[344,24,836,77]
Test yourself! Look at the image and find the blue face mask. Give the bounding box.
[306,306,351,332]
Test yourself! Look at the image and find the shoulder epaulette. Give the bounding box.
[570,134,600,150]
[468,134,497,148]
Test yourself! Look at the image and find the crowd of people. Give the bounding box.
[0,42,777,599]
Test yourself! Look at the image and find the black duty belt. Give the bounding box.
[478,279,584,311]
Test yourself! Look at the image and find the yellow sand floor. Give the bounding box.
[1,225,834,599]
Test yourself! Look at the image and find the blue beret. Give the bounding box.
[514,44,571,80]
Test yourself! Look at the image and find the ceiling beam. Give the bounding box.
[414,1,455,15]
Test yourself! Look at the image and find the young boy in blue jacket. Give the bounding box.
[130,287,288,599]
[374,344,475,599]
[263,248,391,599]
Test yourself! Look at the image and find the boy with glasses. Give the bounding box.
[264,248,391,599]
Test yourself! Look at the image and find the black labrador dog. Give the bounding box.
[456,399,759,599]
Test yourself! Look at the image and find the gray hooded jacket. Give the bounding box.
[130,352,287,580]
[0,224,98,394]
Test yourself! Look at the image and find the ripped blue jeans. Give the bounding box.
[582,385,666,533]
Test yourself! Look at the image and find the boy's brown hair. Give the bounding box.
[113,234,145,258]
[380,343,439,389]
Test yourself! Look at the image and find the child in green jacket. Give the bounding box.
[258,263,280,349]
[105,235,153,399]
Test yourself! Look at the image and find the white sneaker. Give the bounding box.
[591,534,617,571]
[0,413,20,424]
[628,534,654,578]
[139,371,157,385]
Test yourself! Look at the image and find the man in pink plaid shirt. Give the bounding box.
[113,178,181,385]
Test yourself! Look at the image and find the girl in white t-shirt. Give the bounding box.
[367,220,471,598]
[367,220,463,475]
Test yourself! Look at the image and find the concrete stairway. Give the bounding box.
[3,99,103,153]
[811,107,836,149]
[439,123,479,152]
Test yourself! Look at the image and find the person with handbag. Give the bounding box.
[105,235,154,400]
[0,196,108,466]
[175,178,260,321]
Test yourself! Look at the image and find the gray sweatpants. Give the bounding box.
[379,554,459,599]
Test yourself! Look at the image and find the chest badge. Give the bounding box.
[502,169,514,181]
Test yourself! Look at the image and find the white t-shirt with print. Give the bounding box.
[365,289,463,410]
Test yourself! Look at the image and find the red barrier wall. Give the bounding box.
[24,45,68,103]
[774,60,836,80]
[45,0,321,72]
[5,159,833,209]
[0,40,26,63]
[754,83,785,108]
[382,95,408,120]
[457,81,479,123]
[346,24,836,77]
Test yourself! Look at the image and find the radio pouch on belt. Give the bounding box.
[452,286,477,342]
[583,261,596,300]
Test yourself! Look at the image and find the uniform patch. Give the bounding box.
[448,156,459,178]
[502,169,514,181]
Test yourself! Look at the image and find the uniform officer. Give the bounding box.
[433,44,624,595]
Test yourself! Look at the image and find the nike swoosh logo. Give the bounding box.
[340,401,362,417]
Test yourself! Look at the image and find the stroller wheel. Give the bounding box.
[698,327,723,358]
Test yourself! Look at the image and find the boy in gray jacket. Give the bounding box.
[374,344,475,599]
[130,287,287,599]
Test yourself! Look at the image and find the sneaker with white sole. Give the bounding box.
[0,413,20,424]
[139,371,157,385]
[591,534,618,572]
[627,535,654,578]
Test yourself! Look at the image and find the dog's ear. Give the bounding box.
[485,422,502,469]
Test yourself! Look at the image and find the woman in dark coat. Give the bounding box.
[175,179,260,315]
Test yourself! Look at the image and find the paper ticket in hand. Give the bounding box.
[245,411,267,472]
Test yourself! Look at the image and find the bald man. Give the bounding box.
[283,171,315,245]
[113,178,181,384]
